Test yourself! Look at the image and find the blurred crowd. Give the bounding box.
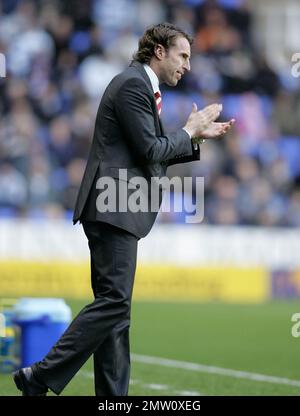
[0,0,300,227]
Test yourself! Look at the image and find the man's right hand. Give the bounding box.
[183,103,222,138]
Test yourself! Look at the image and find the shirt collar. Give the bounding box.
[143,64,160,94]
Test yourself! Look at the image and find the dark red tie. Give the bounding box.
[154,91,162,116]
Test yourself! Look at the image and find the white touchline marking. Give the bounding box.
[79,370,93,379]
[78,371,202,395]
[131,354,300,388]
[140,382,203,395]
[177,390,203,396]
[146,383,168,390]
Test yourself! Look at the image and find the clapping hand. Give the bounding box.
[184,102,235,143]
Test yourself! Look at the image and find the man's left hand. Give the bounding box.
[194,118,235,143]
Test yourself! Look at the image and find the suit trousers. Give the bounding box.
[32,221,138,396]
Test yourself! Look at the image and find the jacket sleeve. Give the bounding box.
[114,77,194,164]
[167,141,200,166]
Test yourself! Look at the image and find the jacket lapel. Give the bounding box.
[129,61,163,136]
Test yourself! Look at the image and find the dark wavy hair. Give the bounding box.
[133,23,193,64]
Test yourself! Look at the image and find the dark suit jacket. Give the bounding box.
[73,61,200,238]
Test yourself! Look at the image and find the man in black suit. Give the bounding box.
[13,23,234,396]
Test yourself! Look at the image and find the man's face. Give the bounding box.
[157,36,191,86]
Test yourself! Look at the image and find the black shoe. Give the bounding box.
[13,367,48,396]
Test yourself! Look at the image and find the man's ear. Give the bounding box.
[154,44,166,61]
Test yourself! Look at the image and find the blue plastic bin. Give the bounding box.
[13,298,71,368]
[0,309,20,372]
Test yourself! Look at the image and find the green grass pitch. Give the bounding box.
[1,299,300,396]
